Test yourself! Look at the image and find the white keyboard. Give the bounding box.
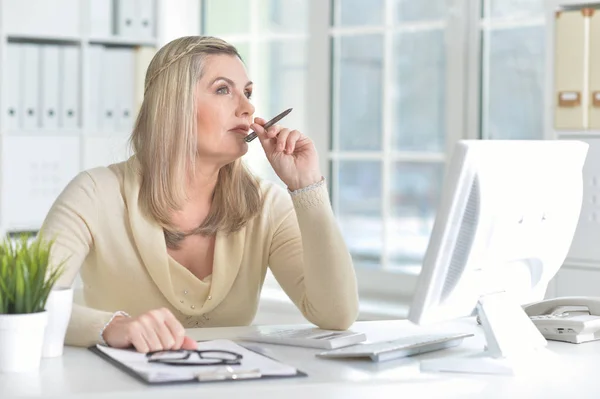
[316,332,474,362]
[239,327,367,349]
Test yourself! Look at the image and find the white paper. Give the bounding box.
[95,339,298,382]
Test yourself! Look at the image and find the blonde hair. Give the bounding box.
[130,36,262,248]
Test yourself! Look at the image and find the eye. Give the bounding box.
[216,86,230,95]
[245,90,253,100]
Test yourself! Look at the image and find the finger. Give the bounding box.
[150,313,175,350]
[181,336,198,350]
[250,122,266,139]
[276,128,291,152]
[265,124,282,140]
[251,122,277,153]
[128,323,150,353]
[286,130,302,154]
[162,310,186,350]
[138,315,163,352]
[253,117,267,126]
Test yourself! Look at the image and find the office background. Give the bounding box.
[0,0,597,324]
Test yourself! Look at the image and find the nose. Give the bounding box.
[236,92,255,119]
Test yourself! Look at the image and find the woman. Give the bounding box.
[41,36,358,353]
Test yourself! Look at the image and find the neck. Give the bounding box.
[186,160,221,204]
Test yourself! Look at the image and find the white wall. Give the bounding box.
[157,0,200,46]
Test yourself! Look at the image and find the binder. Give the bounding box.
[6,43,22,131]
[40,45,60,130]
[589,10,600,129]
[137,0,155,39]
[21,44,40,130]
[114,0,138,37]
[3,0,80,38]
[134,47,155,115]
[100,48,118,131]
[114,48,135,133]
[89,0,113,38]
[59,46,80,129]
[87,45,104,133]
[88,339,306,385]
[554,9,587,130]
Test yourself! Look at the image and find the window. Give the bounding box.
[329,0,450,280]
[480,0,547,140]
[199,1,550,301]
[200,0,309,184]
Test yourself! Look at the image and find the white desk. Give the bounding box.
[2,319,599,398]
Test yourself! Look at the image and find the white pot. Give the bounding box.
[0,311,48,373]
[42,287,73,358]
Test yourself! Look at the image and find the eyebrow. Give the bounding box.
[209,76,253,88]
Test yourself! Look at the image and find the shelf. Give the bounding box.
[88,36,157,47]
[84,130,133,137]
[3,129,82,137]
[556,130,600,137]
[7,33,81,45]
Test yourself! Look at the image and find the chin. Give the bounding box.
[221,144,248,165]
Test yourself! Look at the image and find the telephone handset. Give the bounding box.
[523,296,600,344]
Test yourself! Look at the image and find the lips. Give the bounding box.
[230,125,250,136]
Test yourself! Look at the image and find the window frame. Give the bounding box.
[198,1,548,303]
[312,0,474,298]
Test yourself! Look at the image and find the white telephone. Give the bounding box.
[523,297,600,344]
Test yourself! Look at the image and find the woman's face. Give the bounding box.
[195,54,255,166]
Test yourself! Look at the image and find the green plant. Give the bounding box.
[0,234,65,314]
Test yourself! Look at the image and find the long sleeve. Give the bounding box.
[267,183,359,330]
[40,171,114,347]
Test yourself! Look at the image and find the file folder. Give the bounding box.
[589,10,600,129]
[21,44,40,130]
[59,46,80,129]
[21,43,40,130]
[40,45,60,130]
[554,9,587,130]
[114,0,138,37]
[6,43,22,131]
[134,47,155,115]
[114,48,135,133]
[100,48,118,131]
[3,0,80,39]
[137,0,155,39]
[89,0,113,38]
[87,45,104,132]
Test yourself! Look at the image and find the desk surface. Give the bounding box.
[2,319,599,399]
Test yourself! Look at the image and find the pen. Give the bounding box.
[244,108,293,143]
[195,366,262,381]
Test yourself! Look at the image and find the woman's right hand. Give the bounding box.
[102,308,198,353]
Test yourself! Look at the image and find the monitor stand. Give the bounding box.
[420,291,557,375]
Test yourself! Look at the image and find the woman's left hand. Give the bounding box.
[251,117,322,191]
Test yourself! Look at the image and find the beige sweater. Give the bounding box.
[40,159,359,347]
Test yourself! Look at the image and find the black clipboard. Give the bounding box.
[88,344,307,385]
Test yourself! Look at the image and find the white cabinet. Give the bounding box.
[553,266,600,297]
[546,0,600,298]
[1,137,80,231]
[0,0,159,235]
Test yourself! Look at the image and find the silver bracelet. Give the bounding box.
[99,311,130,346]
[288,177,325,196]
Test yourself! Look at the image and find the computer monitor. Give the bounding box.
[408,139,589,375]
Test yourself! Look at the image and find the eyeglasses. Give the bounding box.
[146,349,243,366]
